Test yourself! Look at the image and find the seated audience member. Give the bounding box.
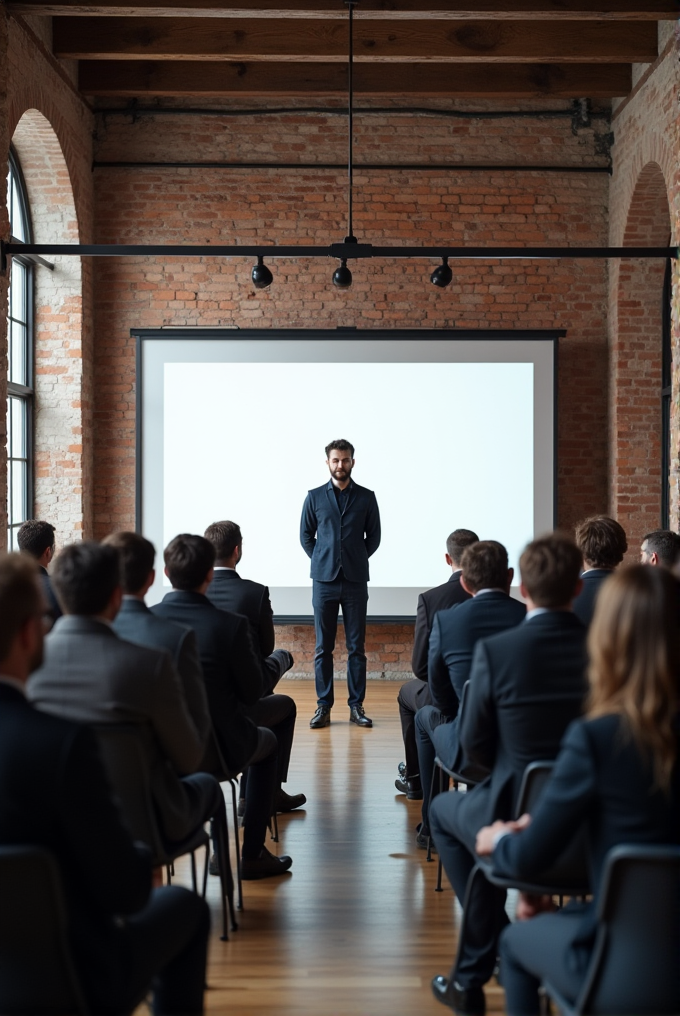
[639,528,680,570]
[430,534,588,1016]
[103,531,212,755]
[396,528,479,800]
[17,518,61,626]
[0,553,210,1016]
[153,534,296,879]
[414,540,525,847]
[28,541,221,848]
[476,565,680,1016]
[572,515,627,627]
[204,520,294,694]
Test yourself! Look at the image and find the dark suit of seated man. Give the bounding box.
[17,518,62,628]
[153,534,295,880]
[29,541,222,849]
[429,534,588,1016]
[414,540,526,846]
[395,528,478,800]
[1,553,210,1016]
[571,515,627,628]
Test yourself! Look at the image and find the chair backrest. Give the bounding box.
[452,681,490,784]
[0,845,89,1015]
[516,761,590,891]
[577,845,680,1015]
[91,723,166,860]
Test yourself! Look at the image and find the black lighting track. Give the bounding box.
[92,161,612,174]
[2,241,677,263]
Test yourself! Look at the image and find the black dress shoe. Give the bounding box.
[395,775,423,800]
[275,788,307,812]
[241,847,293,880]
[415,822,437,851]
[431,976,485,1015]
[310,705,331,728]
[349,705,373,727]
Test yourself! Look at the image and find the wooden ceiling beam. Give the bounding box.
[53,17,659,62]
[10,0,679,18]
[79,59,633,96]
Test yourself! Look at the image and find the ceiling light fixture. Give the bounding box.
[251,254,273,289]
[333,0,358,290]
[430,257,453,288]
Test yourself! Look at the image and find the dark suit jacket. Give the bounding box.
[206,569,275,659]
[40,565,62,625]
[411,571,471,680]
[457,610,588,832]
[428,591,526,717]
[152,591,263,773]
[493,713,680,943]
[572,569,612,628]
[113,597,211,751]
[300,479,381,583]
[28,615,203,842]
[0,682,151,1010]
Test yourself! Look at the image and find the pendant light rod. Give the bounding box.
[345,0,357,244]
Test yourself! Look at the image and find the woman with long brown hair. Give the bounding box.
[475,564,680,1015]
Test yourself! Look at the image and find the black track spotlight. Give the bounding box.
[332,259,353,289]
[430,257,453,288]
[251,255,273,289]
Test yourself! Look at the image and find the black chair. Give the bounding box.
[200,725,244,912]
[92,723,236,939]
[0,845,89,1015]
[545,844,680,1015]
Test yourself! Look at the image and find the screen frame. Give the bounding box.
[133,327,562,623]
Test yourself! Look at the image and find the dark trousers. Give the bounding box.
[241,727,278,859]
[87,886,210,1016]
[312,577,368,709]
[248,693,297,786]
[262,648,294,695]
[430,792,509,989]
[414,705,459,832]
[179,772,224,841]
[397,679,432,779]
[500,909,587,1016]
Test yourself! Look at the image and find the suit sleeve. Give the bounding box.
[492,721,597,878]
[231,615,264,707]
[428,612,453,708]
[150,650,203,775]
[364,492,381,558]
[175,629,211,753]
[300,492,317,559]
[459,640,498,771]
[258,587,276,659]
[411,593,430,680]
[60,725,151,916]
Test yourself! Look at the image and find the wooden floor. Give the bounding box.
[172,680,506,1015]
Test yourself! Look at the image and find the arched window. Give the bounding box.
[6,148,34,550]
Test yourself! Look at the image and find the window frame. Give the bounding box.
[6,147,35,550]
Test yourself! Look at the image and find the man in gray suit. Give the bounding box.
[103,530,212,755]
[29,541,221,846]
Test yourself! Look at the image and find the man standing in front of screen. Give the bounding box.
[301,439,381,730]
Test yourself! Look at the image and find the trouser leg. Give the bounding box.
[249,693,297,786]
[340,579,369,708]
[415,705,449,832]
[312,579,341,708]
[499,910,586,1016]
[262,649,294,695]
[179,772,223,830]
[241,727,278,859]
[397,679,432,779]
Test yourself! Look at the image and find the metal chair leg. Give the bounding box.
[426,764,438,862]
[201,841,209,898]
[228,779,243,911]
[190,850,197,893]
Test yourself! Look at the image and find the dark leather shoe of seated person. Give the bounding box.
[310,705,331,728]
[431,977,485,1016]
[241,847,293,880]
[275,788,307,812]
[415,822,436,852]
[349,705,373,727]
[395,775,423,800]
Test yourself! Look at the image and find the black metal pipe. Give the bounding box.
[97,105,610,122]
[91,160,612,174]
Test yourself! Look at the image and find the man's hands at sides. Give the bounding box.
[474,812,532,856]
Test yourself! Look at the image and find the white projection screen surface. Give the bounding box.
[136,330,558,618]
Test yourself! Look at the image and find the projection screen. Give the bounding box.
[135,328,560,619]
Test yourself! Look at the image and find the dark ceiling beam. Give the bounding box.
[9,0,679,18]
[53,17,659,62]
[79,59,633,97]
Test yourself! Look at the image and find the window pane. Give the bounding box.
[11,459,27,524]
[10,260,27,324]
[10,398,26,459]
[10,321,28,386]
